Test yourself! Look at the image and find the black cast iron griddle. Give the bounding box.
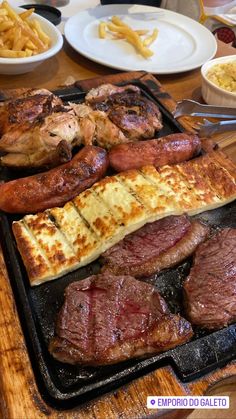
[0,80,235,409]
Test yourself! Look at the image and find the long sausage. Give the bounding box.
[0,146,109,214]
[109,133,201,172]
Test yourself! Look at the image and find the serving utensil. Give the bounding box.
[198,118,236,137]
[174,99,236,119]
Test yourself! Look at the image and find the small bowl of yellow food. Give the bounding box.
[201,55,236,108]
[0,1,63,75]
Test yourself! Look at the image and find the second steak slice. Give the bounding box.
[101,215,209,277]
[184,228,236,329]
[49,273,193,366]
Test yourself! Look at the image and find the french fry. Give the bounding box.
[25,39,37,50]
[13,35,29,52]
[111,15,127,28]
[107,22,153,58]
[135,29,149,35]
[0,1,51,58]
[24,47,33,56]
[30,19,50,46]
[19,8,35,20]
[99,22,107,39]
[112,29,149,40]
[19,21,47,52]
[143,28,158,47]
[2,1,21,21]
[0,48,27,57]
[0,20,13,31]
[99,15,158,59]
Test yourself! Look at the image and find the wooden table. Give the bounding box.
[0,39,235,419]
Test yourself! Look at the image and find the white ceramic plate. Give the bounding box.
[64,4,217,75]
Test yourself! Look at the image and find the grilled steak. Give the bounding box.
[49,273,193,366]
[184,228,236,329]
[101,216,209,277]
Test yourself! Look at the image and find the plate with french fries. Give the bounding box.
[64,4,217,75]
[0,1,63,74]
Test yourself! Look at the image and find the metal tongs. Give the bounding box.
[173,100,236,137]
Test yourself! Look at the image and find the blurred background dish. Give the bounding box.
[21,4,62,25]
[64,4,217,75]
[201,54,236,107]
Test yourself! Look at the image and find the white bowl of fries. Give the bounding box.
[0,2,63,74]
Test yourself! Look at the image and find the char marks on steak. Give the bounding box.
[49,273,193,366]
[101,215,209,278]
[184,228,236,329]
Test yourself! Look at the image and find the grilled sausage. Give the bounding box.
[109,133,201,172]
[0,146,109,214]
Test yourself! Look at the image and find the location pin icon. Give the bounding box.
[151,399,155,405]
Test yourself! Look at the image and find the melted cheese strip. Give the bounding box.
[13,150,236,286]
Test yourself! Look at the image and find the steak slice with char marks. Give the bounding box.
[49,273,193,366]
[184,228,236,329]
[101,215,209,278]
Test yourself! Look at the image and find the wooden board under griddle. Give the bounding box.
[0,71,236,419]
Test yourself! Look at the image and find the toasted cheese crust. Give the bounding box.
[12,150,236,286]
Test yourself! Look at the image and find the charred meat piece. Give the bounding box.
[0,146,108,214]
[101,215,209,278]
[85,83,162,141]
[85,83,140,104]
[184,228,236,329]
[0,110,81,169]
[109,133,201,172]
[72,103,128,149]
[90,90,162,141]
[0,89,62,136]
[0,87,58,101]
[49,273,193,366]
[0,88,79,170]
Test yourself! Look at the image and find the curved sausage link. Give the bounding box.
[109,133,201,172]
[0,146,109,214]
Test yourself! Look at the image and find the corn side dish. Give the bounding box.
[206,61,236,93]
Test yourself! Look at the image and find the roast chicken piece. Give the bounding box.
[0,88,74,169]
[72,103,128,149]
[0,84,163,168]
[0,88,82,169]
[0,88,63,136]
[85,83,140,104]
[0,110,81,169]
[86,83,163,141]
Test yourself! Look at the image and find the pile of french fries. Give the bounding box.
[99,16,158,59]
[0,1,51,58]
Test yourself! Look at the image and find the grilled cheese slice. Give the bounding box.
[117,169,176,218]
[91,175,148,226]
[48,202,100,262]
[12,150,236,286]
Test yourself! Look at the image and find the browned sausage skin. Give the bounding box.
[0,146,109,214]
[109,133,201,172]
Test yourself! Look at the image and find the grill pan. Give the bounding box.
[0,80,235,409]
